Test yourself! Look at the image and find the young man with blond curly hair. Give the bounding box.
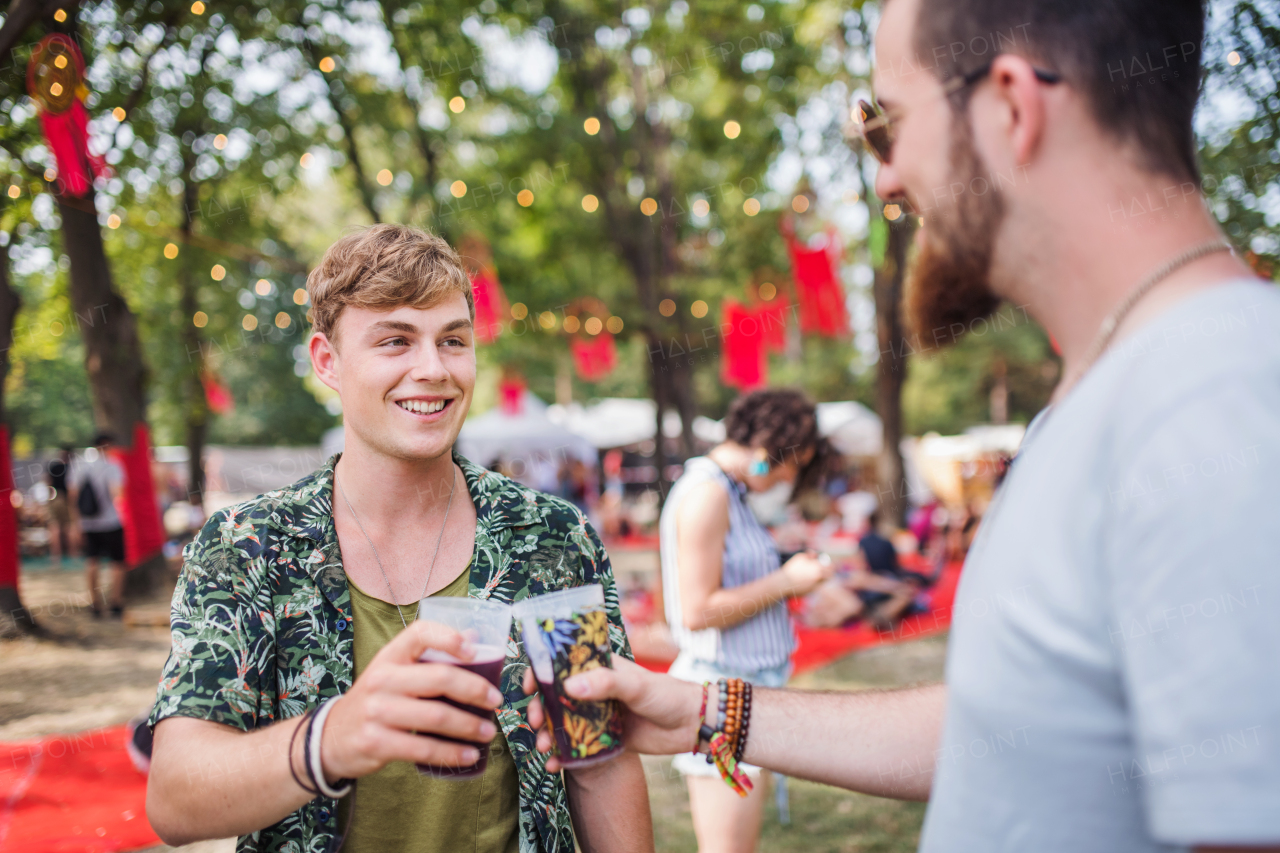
[146,224,653,853]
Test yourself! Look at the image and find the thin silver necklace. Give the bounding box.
[337,464,457,629]
[1060,239,1232,396]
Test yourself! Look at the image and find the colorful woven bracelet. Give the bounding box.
[696,679,753,797]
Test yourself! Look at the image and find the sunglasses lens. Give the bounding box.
[857,99,893,164]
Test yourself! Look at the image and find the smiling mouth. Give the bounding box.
[396,399,451,415]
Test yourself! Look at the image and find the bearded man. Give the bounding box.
[523,1,1280,851]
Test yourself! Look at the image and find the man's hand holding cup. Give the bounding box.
[522,657,700,771]
[321,620,503,783]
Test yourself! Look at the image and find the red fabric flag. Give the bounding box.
[28,35,107,198]
[720,300,767,390]
[39,100,105,197]
[471,270,509,344]
[201,371,235,414]
[570,333,617,382]
[113,423,166,568]
[0,426,18,589]
[498,377,526,415]
[754,293,789,353]
[787,235,848,337]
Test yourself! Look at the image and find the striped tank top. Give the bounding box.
[659,456,795,672]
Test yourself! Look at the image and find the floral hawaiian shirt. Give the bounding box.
[149,451,633,853]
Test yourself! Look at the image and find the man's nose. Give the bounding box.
[874,160,907,205]
[409,344,450,383]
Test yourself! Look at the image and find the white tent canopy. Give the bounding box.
[547,398,724,449]
[816,401,883,457]
[322,394,598,470]
[544,397,884,455]
[457,391,598,467]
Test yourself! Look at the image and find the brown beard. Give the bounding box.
[904,116,1004,350]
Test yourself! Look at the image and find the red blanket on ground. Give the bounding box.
[0,727,156,852]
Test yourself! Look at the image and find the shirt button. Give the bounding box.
[317,807,332,824]
[336,619,348,631]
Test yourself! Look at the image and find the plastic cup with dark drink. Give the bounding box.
[414,596,512,780]
[514,585,624,769]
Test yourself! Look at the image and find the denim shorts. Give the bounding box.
[668,653,792,778]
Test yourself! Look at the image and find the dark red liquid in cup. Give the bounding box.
[535,675,624,770]
[415,645,505,780]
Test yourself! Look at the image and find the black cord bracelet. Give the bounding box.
[289,704,356,853]
[289,709,320,796]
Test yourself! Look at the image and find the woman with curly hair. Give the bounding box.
[659,387,836,852]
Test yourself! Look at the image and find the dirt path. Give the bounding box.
[1,564,174,740]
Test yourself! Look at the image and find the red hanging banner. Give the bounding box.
[570,333,617,382]
[787,233,848,337]
[113,423,165,568]
[471,270,509,344]
[27,35,107,198]
[720,300,767,390]
[498,376,526,415]
[202,370,235,414]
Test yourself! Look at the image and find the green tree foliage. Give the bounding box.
[1,0,1275,460]
[1200,1,1280,278]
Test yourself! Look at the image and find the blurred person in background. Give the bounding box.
[803,510,928,630]
[45,447,75,566]
[71,434,126,617]
[659,387,835,853]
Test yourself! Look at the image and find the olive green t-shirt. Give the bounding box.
[339,563,520,853]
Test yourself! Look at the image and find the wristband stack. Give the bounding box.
[695,678,754,797]
[288,696,354,799]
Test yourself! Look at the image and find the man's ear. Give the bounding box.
[310,332,340,393]
[983,53,1049,168]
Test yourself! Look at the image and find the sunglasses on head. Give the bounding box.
[856,60,1062,165]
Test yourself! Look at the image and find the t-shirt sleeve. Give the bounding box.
[1105,377,1280,846]
[149,510,274,732]
[107,461,124,490]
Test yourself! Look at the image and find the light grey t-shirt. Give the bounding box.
[71,455,124,533]
[921,281,1280,852]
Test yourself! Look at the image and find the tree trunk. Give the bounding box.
[0,586,37,638]
[58,193,168,599]
[647,335,670,502]
[652,116,697,461]
[59,194,148,439]
[0,240,35,638]
[874,217,914,529]
[180,168,209,505]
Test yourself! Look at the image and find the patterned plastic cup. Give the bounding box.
[514,584,624,769]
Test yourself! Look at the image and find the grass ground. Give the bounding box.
[3,562,947,852]
[645,635,946,853]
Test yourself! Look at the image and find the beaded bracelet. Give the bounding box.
[734,682,753,763]
[696,679,753,797]
[725,679,742,754]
